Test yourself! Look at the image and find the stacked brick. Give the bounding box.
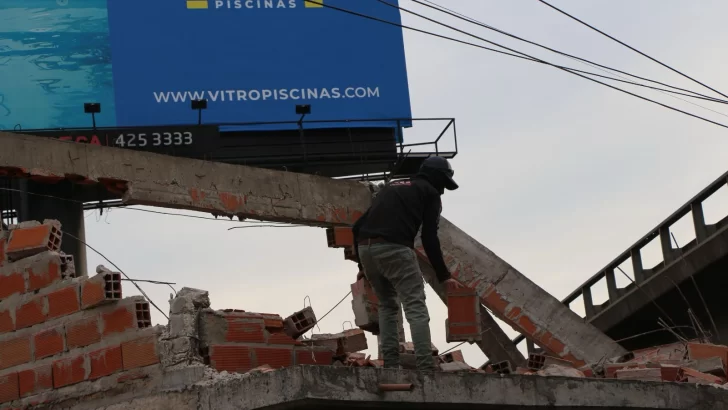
[199,308,337,374]
[0,221,162,407]
[445,285,482,343]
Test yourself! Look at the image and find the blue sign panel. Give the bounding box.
[0,0,412,132]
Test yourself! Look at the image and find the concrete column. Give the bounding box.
[21,180,87,276]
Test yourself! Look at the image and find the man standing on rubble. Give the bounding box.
[353,156,462,371]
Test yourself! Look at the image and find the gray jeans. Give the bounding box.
[358,242,436,371]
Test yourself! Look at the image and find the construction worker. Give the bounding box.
[353,156,462,371]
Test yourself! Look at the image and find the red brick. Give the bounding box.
[209,345,252,373]
[121,336,159,370]
[254,347,293,369]
[447,293,478,324]
[226,320,265,343]
[66,316,101,349]
[267,331,302,345]
[296,348,333,366]
[0,272,25,300]
[27,260,61,293]
[81,273,121,309]
[89,346,123,380]
[18,365,52,398]
[6,225,59,261]
[34,327,65,359]
[0,309,14,334]
[0,337,31,370]
[15,297,45,330]
[677,367,725,384]
[52,355,86,388]
[0,372,19,404]
[46,285,80,319]
[102,305,135,336]
[327,227,354,247]
[687,343,728,374]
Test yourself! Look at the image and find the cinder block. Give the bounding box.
[81,272,122,309]
[253,347,293,369]
[52,354,87,388]
[491,360,513,374]
[209,345,252,373]
[687,343,728,375]
[341,329,368,354]
[687,356,725,377]
[677,367,725,384]
[103,302,151,336]
[446,286,481,343]
[0,372,19,404]
[0,309,14,334]
[350,278,379,334]
[121,335,159,370]
[441,350,465,364]
[0,336,31,370]
[66,316,101,349]
[34,327,65,360]
[18,365,52,398]
[6,223,62,262]
[616,367,666,382]
[283,306,317,340]
[326,227,354,248]
[15,297,45,330]
[295,347,334,366]
[0,271,25,300]
[527,353,575,370]
[46,285,80,319]
[89,346,123,380]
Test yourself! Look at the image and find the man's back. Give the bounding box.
[354,177,440,249]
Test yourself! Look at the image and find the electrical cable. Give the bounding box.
[414,0,728,104]
[367,0,728,130]
[62,231,170,321]
[536,0,728,100]
[410,0,728,119]
[305,0,728,131]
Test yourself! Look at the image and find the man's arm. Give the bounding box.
[352,210,369,272]
[421,196,451,283]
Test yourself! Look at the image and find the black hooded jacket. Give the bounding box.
[352,172,451,283]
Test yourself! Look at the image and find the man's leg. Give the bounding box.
[358,244,401,368]
[376,244,437,371]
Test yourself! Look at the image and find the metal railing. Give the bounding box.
[512,169,728,349]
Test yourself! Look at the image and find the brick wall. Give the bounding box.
[0,222,163,408]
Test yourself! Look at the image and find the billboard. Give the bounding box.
[0,0,412,132]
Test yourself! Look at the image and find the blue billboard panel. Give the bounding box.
[0,0,412,132]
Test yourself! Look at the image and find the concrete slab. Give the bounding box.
[415,217,628,366]
[0,132,371,226]
[111,366,728,410]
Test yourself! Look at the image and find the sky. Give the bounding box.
[84,0,728,365]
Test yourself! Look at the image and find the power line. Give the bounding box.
[308,0,728,130]
[536,0,728,100]
[410,0,728,119]
[414,0,728,105]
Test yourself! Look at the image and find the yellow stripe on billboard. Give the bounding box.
[304,0,323,8]
[187,0,209,9]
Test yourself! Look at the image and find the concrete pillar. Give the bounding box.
[21,180,87,276]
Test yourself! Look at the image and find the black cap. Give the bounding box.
[420,156,458,190]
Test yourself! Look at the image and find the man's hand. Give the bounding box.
[443,278,464,291]
[357,271,366,281]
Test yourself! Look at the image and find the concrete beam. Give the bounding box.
[0,132,371,226]
[92,366,728,410]
[415,217,628,366]
[418,256,526,366]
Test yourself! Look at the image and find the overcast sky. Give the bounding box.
[85,0,728,365]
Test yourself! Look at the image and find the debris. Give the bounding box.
[536,365,586,378]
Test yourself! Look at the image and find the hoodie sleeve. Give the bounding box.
[352,210,369,270]
[421,194,451,282]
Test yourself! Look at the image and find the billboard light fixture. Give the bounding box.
[191,99,208,125]
[84,103,101,129]
[295,104,311,115]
